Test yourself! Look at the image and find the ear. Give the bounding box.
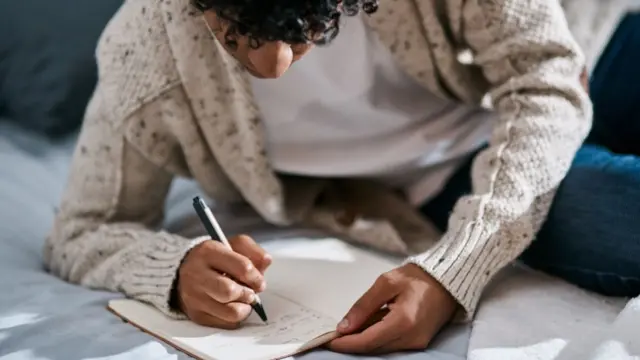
[202,10,224,33]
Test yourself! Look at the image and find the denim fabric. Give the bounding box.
[421,13,640,298]
[587,13,640,155]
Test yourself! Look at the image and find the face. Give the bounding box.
[203,11,315,79]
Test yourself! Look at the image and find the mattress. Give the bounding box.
[0,123,469,360]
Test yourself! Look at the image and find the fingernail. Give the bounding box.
[263,254,272,262]
[338,318,349,330]
[258,281,267,292]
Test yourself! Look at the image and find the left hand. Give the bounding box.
[327,263,458,354]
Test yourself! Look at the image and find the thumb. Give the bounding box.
[337,275,398,334]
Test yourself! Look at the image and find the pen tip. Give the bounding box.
[253,302,268,323]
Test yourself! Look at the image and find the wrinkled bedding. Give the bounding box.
[469,265,639,360]
[0,123,469,360]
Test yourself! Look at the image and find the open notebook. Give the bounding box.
[108,238,401,360]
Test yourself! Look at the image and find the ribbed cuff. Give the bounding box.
[123,234,210,319]
[405,223,502,322]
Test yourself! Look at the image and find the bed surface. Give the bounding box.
[0,123,469,360]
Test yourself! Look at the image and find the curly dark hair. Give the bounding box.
[192,0,379,49]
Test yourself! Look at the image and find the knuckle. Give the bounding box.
[242,263,262,287]
[236,234,254,244]
[227,304,251,323]
[238,259,256,278]
[230,234,253,249]
[377,271,395,287]
[218,282,239,303]
[200,240,219,254]
[262,254,272,266]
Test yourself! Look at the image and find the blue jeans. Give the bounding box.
[421,13,640,297]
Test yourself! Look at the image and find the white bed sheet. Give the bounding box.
[468,265,638,360]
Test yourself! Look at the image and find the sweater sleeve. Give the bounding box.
[43,97,207,318]
[406,0,592,319]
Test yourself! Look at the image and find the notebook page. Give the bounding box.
[109,291,336,360]
[265,238,401,320]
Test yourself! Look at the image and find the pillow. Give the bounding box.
[0,1,123,138]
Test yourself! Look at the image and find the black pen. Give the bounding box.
[192,196,268,323]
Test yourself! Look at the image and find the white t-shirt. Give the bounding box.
[250,15,493,205]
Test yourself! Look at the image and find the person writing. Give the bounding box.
[45,0,637,354]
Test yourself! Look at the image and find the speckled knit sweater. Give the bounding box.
[45,0,622,321]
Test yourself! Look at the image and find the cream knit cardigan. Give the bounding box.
[44,0,628,321]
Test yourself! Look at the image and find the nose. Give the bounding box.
[248,41,294,79]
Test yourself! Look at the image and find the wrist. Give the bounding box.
[168,236,211,312]
[405,263,458,317]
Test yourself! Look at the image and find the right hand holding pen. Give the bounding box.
[176,235,271,328]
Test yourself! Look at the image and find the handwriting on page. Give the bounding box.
[173,291,337,360]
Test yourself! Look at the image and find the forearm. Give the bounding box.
[43,109,195,317]
[408,0,592,320]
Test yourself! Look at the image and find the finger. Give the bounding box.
[234,284,258,305]
[324,308,388,351]
[186,272,254,323]
[372,335,428,354]
[229,235,272,274]
[201,241,265,291]
[337,273,399,334]
[205,271,257,304]
[197,298,253,324]
[188,309,242,330]
[328,308,405,354]
[360,308,390,330]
